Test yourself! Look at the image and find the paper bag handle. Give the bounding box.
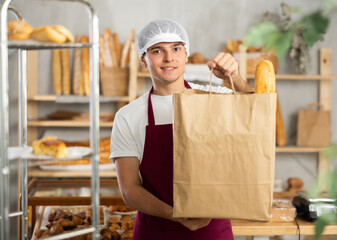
[209,69,237,95]
[307,103,324,110]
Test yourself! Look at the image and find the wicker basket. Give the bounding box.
[234,52,278,74]
[100,67,129,96]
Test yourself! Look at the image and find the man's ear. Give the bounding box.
[140,55,147,68]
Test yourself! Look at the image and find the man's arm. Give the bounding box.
[115,157,211,230]
[208,52,254,93]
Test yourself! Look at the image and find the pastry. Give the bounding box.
[34,229,50,238]
[109,223,121,231]
[50,224,64,235]
[7,20,34,40]
[121,229,133,240]
[32,136,67,158]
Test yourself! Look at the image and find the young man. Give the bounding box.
[110,19,253,240]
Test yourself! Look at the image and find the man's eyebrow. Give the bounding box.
[149,46,163,51]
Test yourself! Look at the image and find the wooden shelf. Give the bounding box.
[138,71,337,81]
[276,146,324,153]
[27,95,131,102]
[28,166,117,178]
[137,72,151,77]
[247,74,337,80]
[27,120,113,127]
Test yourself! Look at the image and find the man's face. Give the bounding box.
[141,42,188,85]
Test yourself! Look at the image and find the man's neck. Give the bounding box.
[152,78,185,96]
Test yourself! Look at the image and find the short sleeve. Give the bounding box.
[109,112,140,162]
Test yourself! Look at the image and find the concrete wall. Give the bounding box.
[6,0,337,202]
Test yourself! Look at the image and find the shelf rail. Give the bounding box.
[1,0,100,239]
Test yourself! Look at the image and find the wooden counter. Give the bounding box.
[28,166,117,178]
[232,218,337,236]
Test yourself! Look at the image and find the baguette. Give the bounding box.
[104,28,118,67]
[120,29,135,68]
[81,35,90,96]
[52,49,62,95]
[7,20,34,40]
[99,36,105,69]
[112,33,122,66]
[102,29,113,68]
[276,96,286,146]
[73,35,83,95]
[61,49,71,95]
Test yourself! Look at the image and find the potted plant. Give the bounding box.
[244,1,337,73]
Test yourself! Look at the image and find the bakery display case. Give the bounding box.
[27,178,125,233]
[0,0,101,239]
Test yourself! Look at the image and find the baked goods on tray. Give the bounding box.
[32,136,67,158]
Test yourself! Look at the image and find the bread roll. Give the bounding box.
[61,49,71,95]
[30,26,67,43]
[7,20,34,40]
[30,25,74,43]
[53,25,74,42]
[52,49,62,95]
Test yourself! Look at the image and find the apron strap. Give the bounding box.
[148,80,191,126]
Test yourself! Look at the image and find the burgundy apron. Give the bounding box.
[133,81,234,240]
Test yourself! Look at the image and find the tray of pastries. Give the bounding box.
[32,205,135,240]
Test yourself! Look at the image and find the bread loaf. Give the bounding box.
[104,28,118,67]
[52,49,62,95]
[7,20,34,40]
[255,60,286,146]
[61,49,71,95]
[276,96,286,146]
[32,136,67,158]
[254,60,276,93]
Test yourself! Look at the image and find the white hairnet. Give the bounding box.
[135,18,190,58]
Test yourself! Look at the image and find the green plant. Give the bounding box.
[308,144,337,240]
[243,1,337,73]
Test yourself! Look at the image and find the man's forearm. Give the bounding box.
[122,184,175,221]
[230,74,254,93]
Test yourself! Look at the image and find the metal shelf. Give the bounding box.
[7,40,92,50]
[27,94,131,103]
[276,146,324,153]
[28,120,113,127]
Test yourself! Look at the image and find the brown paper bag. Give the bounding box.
[297,103,331,147]
[173,89,277,221]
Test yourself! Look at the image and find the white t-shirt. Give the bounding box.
[109,82,232,162]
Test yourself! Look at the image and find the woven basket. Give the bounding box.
[100,67,129,96]
[234,52,278,74]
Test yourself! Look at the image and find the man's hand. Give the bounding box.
[207,52,239,81]
[208,52,254,93]
[175,217,212,231]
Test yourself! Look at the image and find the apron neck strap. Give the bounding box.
[148,80,191,126]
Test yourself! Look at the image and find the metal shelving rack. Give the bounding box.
[0,0,101,239]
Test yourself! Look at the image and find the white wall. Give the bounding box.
[7,0,337,189]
